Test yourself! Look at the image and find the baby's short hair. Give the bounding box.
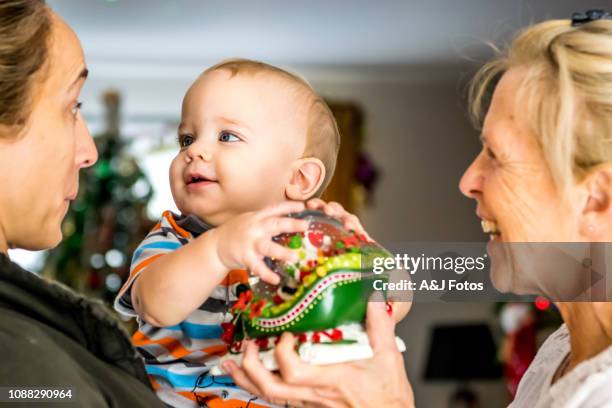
[205,59,340,197]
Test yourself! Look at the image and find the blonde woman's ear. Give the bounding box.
[285,158,326,201]
[580,164,612,237]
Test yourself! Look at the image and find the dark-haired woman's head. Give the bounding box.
[0,1,97,253]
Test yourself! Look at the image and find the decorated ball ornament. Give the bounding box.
[219,210,399,354]
[211,210,406,374]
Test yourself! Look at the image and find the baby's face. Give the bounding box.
[170,70,309,225]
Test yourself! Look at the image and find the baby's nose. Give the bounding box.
[186,143,212,162]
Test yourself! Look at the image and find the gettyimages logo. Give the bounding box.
[372,253,487,275]
[362,242,609,303]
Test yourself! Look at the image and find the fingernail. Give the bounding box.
[222,362,233,373]
[385,301,393,316]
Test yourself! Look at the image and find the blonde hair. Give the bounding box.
[205,59,340,197]
[469,19,612,190]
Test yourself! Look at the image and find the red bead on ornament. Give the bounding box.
[329,329,343,341]
[308,231,324,247]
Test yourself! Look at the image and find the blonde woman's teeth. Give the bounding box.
[481,220,500,237]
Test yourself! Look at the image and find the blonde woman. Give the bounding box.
[227,12,612,408]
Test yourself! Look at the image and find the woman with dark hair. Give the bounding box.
[0,1,164,406]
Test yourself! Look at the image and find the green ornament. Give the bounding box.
[288,234,303,249]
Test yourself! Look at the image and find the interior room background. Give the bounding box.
[10,1,597,406]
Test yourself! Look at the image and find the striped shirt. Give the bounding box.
[115,211,272,408]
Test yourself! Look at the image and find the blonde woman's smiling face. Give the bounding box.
[460,68,581,245]
[169,69,309,225]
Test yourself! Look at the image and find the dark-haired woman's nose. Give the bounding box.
[76,118,98,168]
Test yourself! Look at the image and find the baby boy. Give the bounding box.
[114,59,349,408]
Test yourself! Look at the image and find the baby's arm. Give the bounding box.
[130,202,308,327]
[131,228,227,327]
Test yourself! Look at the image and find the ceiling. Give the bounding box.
[49,0,598,71]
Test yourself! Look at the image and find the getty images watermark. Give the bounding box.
[363,242,612,303]
[372,252,488,292]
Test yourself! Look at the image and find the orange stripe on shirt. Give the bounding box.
[220,269,249,286]
[148,376,161,391]
[201,344,229,357]
[130,253,166,278]
[133,332,195,359]
[175,391,269,408]
[162,210,191,239]
[133,331,228,359]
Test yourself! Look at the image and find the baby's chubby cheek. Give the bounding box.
[248,133,303,180]
[168,156,190,207]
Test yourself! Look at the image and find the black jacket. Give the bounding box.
[0,254,165,407]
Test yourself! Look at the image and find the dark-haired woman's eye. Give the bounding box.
[486,147,496,160]
[71,101,83,117]
[219,131,240,143]
[178,134,195,148]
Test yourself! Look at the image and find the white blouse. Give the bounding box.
[509,324,612,407]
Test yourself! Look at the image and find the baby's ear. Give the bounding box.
[285,158,326,201]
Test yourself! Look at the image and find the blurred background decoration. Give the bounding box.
[8,1,596,406]
[424,322,502,408]
[495,299,562,398]
[322,102,380,213]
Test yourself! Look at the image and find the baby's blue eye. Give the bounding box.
[179,134,194,148]
[219,131,240,142]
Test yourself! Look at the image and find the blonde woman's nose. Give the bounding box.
[459,152,485,199]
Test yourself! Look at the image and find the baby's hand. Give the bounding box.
[214,201,309,285]
[306,198,371,240]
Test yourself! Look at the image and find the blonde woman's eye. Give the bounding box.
[71,101,83,117]
[178,134,194,148]
[219,131,240,142]
[486,147,496,160]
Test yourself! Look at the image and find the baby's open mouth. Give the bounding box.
[185,171,217,185]
[481,219,501,240]
[188,176,210,184]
